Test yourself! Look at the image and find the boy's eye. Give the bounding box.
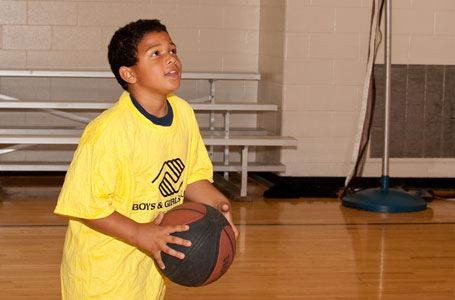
[170,49,177,55]
[152,51,159,57]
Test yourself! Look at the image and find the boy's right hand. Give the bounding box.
[134,212,192,270]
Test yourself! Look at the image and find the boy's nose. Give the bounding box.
[166,55,177,65]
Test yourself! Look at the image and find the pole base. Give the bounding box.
[342,188,427,213]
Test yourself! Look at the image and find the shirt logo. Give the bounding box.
[152,158,185,197]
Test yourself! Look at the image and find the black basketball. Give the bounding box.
[159,202,236,287]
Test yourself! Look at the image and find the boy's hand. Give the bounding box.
[184,179,240,241]
[135,212,192,270]
[218,202,239,240]
[80,211,191,270]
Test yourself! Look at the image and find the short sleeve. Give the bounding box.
[186,114,213,185]
[54,140,125,219]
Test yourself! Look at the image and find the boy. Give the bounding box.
[54,19,238,300]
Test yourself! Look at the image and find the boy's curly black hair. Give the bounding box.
[108,19,168,90]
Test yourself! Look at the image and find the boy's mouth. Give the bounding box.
[165,69,179,77]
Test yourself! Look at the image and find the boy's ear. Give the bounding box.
[119,66,136,84]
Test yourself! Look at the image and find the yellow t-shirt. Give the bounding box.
[54,91,213,300]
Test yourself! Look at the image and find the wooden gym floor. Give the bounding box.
[0,175,454,300]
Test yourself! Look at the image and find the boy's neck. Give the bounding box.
[129,90,168,118]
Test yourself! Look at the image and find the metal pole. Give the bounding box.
[209,79,216,130]
[383,0,391,178]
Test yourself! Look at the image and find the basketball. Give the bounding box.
[159,202,236,287]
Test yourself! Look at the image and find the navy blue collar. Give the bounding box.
[130,94,173,126]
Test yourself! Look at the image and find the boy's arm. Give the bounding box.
[184,180,239,239]
[81,211,191,269]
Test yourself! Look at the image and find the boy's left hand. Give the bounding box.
[217,202,239,240]
[184,180,239,240]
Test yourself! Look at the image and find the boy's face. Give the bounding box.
[128,31,182,98]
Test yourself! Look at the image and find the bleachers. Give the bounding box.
[0,70,297,198]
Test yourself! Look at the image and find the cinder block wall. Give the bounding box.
[1,0,455,178]
[276,0,455,178]
[256,0,286,164]
[0,0,261,164]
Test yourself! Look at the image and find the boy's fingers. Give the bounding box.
[148,223,191,268]
[232,225,240,240]
[153,251,165,270]
[168,224,189,233]
[167,235,192,247]
[220,203,230,212]
[153,212,164,225]
[151,241,189,269]
[162,245,186,260]
[221,210,239,240]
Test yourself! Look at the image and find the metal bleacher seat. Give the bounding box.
[0,70,297,197]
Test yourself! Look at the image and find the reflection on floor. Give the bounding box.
[1,175,454,300]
